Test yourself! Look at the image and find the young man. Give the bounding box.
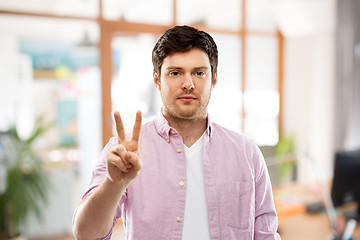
[73,25,280,240]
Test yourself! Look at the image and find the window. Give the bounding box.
[0,0,283,148]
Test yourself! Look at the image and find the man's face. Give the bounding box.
[153,48,217,121]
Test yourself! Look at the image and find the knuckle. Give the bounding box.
[107,151,116,160]
[113,159,127,172]
[112,144,124,153]
[119,165,127,172]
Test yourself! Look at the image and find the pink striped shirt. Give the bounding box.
[81,113,280,240]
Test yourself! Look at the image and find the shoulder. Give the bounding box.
[123,119,156,139]
[136,119,160,146]
[211,122,264,167]
[139,119,156,136]
[211,122,258,150]
[210,123,266,180]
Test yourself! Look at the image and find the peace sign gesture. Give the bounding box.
[106,111,143,186]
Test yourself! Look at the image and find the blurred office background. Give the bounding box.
[0,0,359,239]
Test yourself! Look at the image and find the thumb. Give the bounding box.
[125,152,142,171]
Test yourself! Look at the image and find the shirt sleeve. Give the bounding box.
[74,136,127,240]
[253,145,281,240]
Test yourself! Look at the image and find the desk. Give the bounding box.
[278,211,360,240]
[274,183,360,240]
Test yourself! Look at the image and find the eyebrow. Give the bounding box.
[165,66,209,71]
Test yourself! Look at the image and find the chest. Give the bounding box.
[134,136,255,194]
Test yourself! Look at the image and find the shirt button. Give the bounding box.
[165,135,168,140]
[171,130,176,134]
[176,217,182,222]
[179,181,184,187]
[177,147,182,153]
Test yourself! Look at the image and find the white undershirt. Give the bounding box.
[182,133,210,240]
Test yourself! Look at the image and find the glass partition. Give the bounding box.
[208,34,242,134]
[103,0,173,24]
[247,0,277,31]
[177,0,242,31]
[0,14,102,236]
[111,34,161,134]
[244,36,279,145]
[0,0,99,17]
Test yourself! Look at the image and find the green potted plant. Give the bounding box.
[276,135,297,184]
[0,118,51,239]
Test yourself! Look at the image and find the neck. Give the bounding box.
[164,113,207,147]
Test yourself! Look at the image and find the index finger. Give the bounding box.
[114,111,126,143]
[131,110,142,143]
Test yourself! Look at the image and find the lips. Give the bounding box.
[178,95,197,102]
[179,96,196,99]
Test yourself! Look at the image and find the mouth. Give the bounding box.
[178,95,197,102]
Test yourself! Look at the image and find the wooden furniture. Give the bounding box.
[274,182,360,240]
[278,209,360,240]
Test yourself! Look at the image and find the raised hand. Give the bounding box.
[106,111,142,185]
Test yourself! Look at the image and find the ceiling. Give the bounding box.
[0,0,335,42]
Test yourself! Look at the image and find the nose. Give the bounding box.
[182,75,195,90]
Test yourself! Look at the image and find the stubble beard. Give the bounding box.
[162,93,211,123]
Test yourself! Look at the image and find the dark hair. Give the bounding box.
[152,25,218,80]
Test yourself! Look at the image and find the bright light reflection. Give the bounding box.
[111,34,159,134]
[49,149,63,162]
[244,90,279,118]
[244,89,279,146]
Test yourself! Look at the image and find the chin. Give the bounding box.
[167,109,195,120]
[164,103,207,120]
[177,109,206,120]
[179,114,197,120]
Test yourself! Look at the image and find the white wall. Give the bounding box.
[283,33,336,183]
[280,0,336,182]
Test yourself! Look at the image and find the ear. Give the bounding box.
[211,72,217,89]
[153,72,161,90]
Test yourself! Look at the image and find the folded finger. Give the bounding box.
[112,145,132,168]
[126,152,142,172]
[107,152,128,172]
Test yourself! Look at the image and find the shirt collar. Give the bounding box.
[154,110,213,142]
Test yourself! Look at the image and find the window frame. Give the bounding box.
[0,0,284,146]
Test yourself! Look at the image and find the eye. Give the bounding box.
[195,71,205,77]
[169,71,180,77]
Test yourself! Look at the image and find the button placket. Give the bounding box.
[172,133,185,230]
